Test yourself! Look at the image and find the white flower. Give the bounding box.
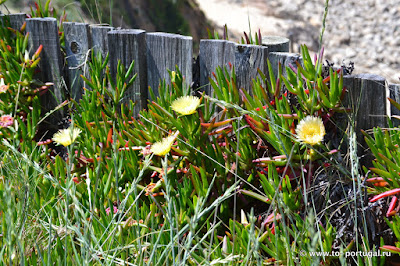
[295,116,325,145]
[150,132,178,156]
[171,96,201,116]
[52,127,82,147]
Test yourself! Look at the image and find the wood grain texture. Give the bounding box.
[343,74,388,166]
[234,44,268,92]
[0,13,26,30]
[262,36,290,53]
[26,18,64,131]
[108,29,147,115]
[90,25,114,59]
[64,22,90,101]
[146,32,192,97]
[267,52,302,80]
[199,39,235,95]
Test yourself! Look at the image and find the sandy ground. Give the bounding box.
[196,0,399,83]
[196,0,290,40]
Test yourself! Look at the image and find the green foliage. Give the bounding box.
[1,2,393,263]
[364,109,400,256]
[207,24,262,45]
[29,0,58,18]
[240,29,262,45]
[0,14,48,151]
[28,0,67,45]
[207,24,229,40]
[147,0,190,35]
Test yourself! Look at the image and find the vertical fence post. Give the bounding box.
[342,74,388,166]
[199,37,292,97]
[262,36,290,53]
[199,40,235,96]
[267,52,302,79]
[0,13,26,30]
[63,22,90,101]
[90,25,114,59]
[234,44,268,92]
[9,13,26,31]
[26,17,64,134]
[146,32,192,97]
[262,36,297,81]
[108,29,147,115]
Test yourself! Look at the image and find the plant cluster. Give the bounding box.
[364,104,400,257]
[1,0,400,265]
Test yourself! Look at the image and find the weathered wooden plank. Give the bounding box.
[342,74,388,166]
[199,37,290,96]
[26,18,64,132]
[146,32,192,97]
[389,84,400,126]
[262,36,290,53]
[199,39,235,95]
[64,22,90,101]
[9,13,26,30]
[90,25,114,59]
[0,13,26,30]
[108,29,147,115]
[234,44,268,92]
[262,36,293,83]
[268,52,302,79]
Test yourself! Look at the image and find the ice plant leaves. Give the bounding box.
[369,188,400,202]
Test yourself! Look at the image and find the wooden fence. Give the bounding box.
[1,14,399,162]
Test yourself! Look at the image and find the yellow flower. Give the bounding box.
[150,132,178,156]
[295,116,325,146]
[171,96,201,116]
[52,127,82,147]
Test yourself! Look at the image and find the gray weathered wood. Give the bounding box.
[199,39,235,95]
[9,13,26,30]
[268,52,302,79]
[262,36,290,53]
[234,44,268,92]
[64,22,90,101]
[342,74,388,166]
[146,32,192,97]
[0,13,26,30]
[90,25,114,59]
[389,84,400,126]
[26,18,64,131]
[0,13,24,29]
[108,29,147,115]
[199,38,291,95]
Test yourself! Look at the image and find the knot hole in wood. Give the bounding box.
[70,41,80,54]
